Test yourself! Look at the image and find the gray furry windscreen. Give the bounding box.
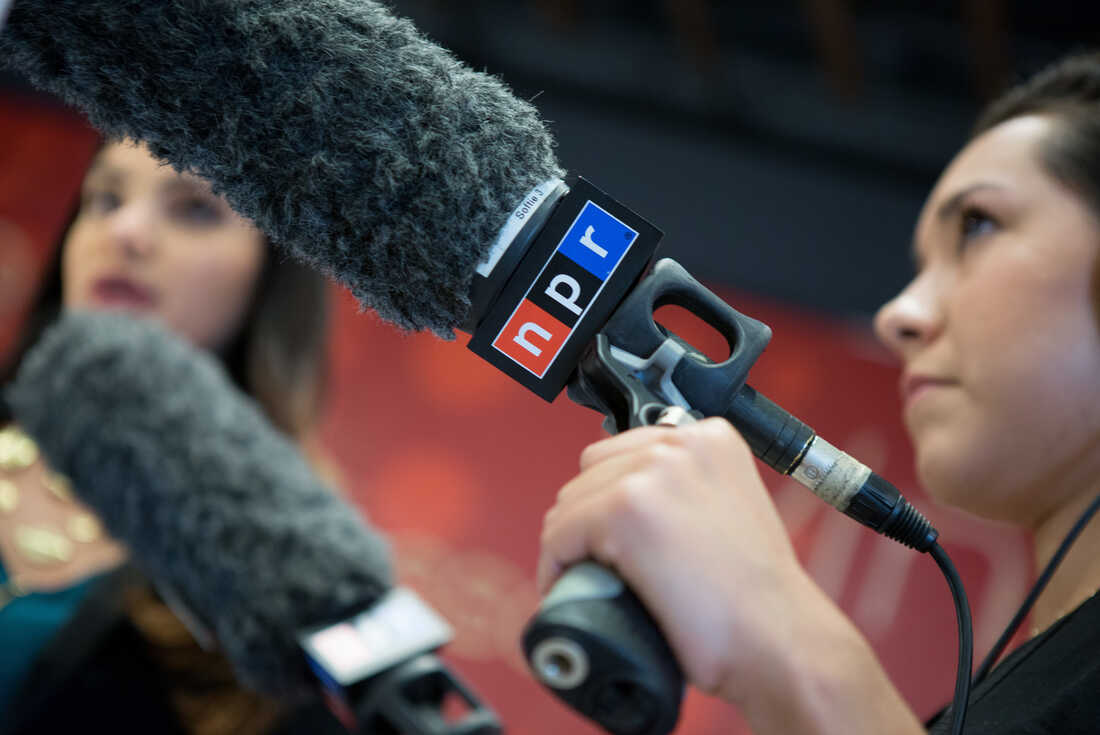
[0,0,565,336]
[6,311,393,699]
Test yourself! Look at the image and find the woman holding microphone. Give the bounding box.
[539,52,1100,734]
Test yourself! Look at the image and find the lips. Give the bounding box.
[90,276,157,309]
[900,373,956,407]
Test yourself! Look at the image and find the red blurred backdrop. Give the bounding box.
[0,98,1031,734]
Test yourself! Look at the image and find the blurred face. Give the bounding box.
[874,115,1100,527]
[62,141,266,351]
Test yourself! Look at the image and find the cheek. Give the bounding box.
[954,245,1099,397]
[923,278,1100,520]
[160,238,265,350]
[59,224,99,307]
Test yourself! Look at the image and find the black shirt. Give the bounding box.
[928,590,1100,734]
[4,567,346,735]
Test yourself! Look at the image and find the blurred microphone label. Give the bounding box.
[300,587,453,686]
[491,202,638,378]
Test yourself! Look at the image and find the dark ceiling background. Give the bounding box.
[387,0,1100,322]
[5,0,1097,322]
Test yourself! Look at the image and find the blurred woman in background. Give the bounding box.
[0,139,339,735]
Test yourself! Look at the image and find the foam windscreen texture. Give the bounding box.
[1,0,564,336]
[7,311,393,698]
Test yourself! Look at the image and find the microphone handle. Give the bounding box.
[352,654,503,735]
[522,257,938,734]
[522,408,691,735]
[521,563,683,735]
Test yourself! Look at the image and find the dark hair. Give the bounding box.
[1,207,331,440]
[974,52,1100,222]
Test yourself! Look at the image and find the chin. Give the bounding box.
[914,438,993,515]
[916,461,972,511]
[915,445,1037,526]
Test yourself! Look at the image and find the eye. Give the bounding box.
[172,196,223,225]
[959,206,998,248]
[81,189,121,214]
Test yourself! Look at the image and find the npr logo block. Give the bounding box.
[493,202,638,377]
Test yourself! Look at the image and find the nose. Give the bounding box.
[873,270,944,361]
[106,200,157,259]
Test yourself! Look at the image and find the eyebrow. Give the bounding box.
[935,181,1007,222]
[160,177,215,197]
[83,162,125,186]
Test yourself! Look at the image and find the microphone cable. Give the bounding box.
[928,541,973,735]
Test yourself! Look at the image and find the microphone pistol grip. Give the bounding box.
[521,562,683,735]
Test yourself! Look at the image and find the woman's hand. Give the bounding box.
[538,417,808,700]
[537,418,924,734]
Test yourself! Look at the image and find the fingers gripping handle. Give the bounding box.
[523,409,690,735]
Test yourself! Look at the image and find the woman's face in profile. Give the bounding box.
[61,140,266,352]
[874,115,1100,527]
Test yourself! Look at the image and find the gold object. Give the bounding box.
[0,576,28,612]
[0,479,18,514]
[67,513,103,543]
[14,524,73,565]
[0,426,38,472]
[42,470,74,503]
